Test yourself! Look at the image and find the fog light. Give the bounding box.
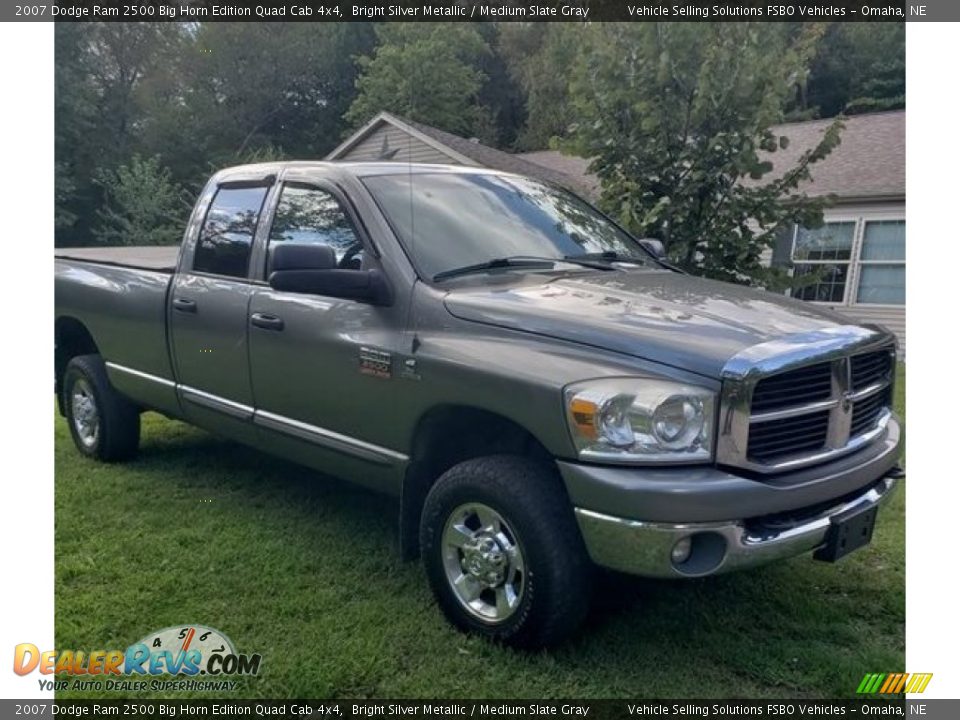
[671,536,692,565]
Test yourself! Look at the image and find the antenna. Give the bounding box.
[408,124,415,264]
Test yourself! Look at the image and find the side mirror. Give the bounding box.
[638,238,666,259]
[267,243,392,305]
[269,268,392,306]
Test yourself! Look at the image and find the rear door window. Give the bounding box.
[193,186,269,278]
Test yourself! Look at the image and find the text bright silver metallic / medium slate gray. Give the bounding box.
[55,162,903,647]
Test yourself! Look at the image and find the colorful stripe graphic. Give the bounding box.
[857,673,933,694]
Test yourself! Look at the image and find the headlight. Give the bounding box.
[564,378,716,463]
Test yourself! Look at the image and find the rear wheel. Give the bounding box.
[63,354,140,462]
[420,455,592,648]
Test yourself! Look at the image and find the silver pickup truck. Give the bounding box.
[55,162,903,647]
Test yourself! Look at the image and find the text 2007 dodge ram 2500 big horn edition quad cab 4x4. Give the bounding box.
[55,162,903,647]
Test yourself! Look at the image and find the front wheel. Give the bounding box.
[420,455,593,648]
[63,354,140,462]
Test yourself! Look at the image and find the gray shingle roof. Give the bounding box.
[516,150,600,199]
[763,110,904,200]
[333,110,904,204]
[401,117,599,199]
[520,111,905,203]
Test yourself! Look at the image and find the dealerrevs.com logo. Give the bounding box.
[14,624,261,692]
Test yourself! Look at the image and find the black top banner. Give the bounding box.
[5,0,935,23]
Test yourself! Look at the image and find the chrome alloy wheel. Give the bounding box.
[441,503,525,623]
[71,378,100,449]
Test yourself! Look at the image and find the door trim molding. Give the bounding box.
[104,361,408,466]
[179,385,254,421]
[105,362,176,388]
[254,409,409,466]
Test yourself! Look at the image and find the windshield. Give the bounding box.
[361,172,651,280]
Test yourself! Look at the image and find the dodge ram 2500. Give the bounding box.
[55,162,903,647]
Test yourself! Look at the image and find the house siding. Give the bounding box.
[338,124,471,165]
[832,304,905,356]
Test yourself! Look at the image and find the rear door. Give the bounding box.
[169,179,274,442]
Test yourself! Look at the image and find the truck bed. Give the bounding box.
[54,246,179,272]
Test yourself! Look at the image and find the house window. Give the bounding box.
[790,222,856,303]
[788,217,905,307]
[856,220,905,305]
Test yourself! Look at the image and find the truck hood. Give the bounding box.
[443,269,855,379]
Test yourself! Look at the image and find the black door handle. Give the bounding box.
[250,312,284,331]
[172,297,197,313]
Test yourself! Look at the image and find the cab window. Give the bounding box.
[268,185,364,270]
[193,186,269,278]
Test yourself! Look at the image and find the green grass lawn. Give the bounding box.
[55,369,905,699]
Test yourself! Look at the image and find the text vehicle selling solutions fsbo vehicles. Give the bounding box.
[54,162,903,647]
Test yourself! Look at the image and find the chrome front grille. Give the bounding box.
[750,362,833,413]
[718,326,896,474]
[851,350,894,391]
[850,388,891,438]
[748,409,831,463]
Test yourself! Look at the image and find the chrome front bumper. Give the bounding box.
[574,475,899,579]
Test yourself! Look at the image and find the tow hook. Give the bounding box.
[886,465,906,479]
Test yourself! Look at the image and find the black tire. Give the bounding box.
[420,455,593,648]
[62,354,140,462]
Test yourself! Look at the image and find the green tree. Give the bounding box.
[499,23,584,150]
[798,23,905,117]
[55,24,95,242]
[141,23,375,186]
[93,156,186,246]
[346,24,491,137]
[54,23,185,246]
[55,23,375,246]
[568,23,842,287]
[473,23,527,148]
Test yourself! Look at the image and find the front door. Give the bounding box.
[247,181,409,490]
[169,183,271,443]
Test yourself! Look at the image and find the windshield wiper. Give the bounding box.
[567,250,650,264]
[569,249,687,274]
[433,255,614,282]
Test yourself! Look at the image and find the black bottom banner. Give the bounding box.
[6,699,953,720]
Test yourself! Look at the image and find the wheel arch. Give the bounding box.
[399,404,557,560]
[55,316,100,415]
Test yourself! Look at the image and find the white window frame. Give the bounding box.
[850,215,906,309]
[788,213,905,309]
[789,217,860,306]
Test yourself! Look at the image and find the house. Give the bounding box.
[329,110,906,354]
[762,111,906,354]
[326,111,597,199]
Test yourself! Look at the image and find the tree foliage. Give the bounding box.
[54,21,902,252]
[93,155,186,246]
[55,22,374,247]
[499,23,582,150]
[55,23,183,245]
[346,24,492,138]
[143,23,375,178]
[568,23,843,287]
[795,23,905,118]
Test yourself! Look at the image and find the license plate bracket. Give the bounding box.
[813,502,879,562]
